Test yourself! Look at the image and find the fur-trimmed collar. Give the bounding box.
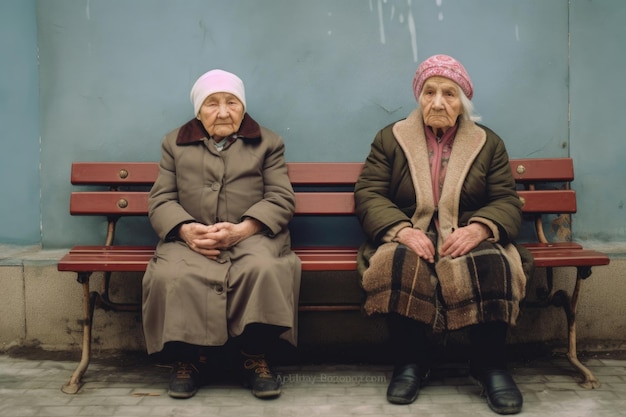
[392,109,486,242]
[175,113,262,145]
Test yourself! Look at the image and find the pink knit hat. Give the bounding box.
[412,54,473,100]
[190,69,246,116]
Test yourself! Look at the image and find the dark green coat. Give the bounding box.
[355,109,523,271]
[354,110,531,330]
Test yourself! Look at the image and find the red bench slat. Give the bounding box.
[517,190,576,213]
[529,249,610,268]
[510,158,573,182]
[70,192,149,215]
[287,162,363,185]
[69,159,576,186]
[295,192,354,215]
[69,192,357,216]
[71,162,159,185]
[522,242,583,251]
[70,162,364,186]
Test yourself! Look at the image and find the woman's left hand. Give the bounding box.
[440,223,491,258]
[196,218,264,250]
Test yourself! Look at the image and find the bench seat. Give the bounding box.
[58,244,607,272]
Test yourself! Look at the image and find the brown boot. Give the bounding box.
[168,362,199,399]
[241,351,282,399]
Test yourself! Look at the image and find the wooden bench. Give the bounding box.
[58,158,609,393]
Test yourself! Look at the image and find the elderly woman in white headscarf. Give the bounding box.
[355,55,533,415]
[142,69,300,400]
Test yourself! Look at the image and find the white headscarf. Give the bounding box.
[190,69,246,116]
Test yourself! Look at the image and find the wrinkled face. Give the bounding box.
[197,92,244,140]
[419,76,463,133]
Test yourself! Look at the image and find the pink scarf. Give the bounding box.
[424,123,459,230]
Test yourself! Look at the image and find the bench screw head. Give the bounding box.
[516,165,526,175]
[119,169,129,179]
[117,198,128,209]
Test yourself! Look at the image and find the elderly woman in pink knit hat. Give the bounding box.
[354,55,532,414]
[142,69,300,400]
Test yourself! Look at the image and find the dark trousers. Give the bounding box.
[469,321,508,371]
[387,313,508,370]
[162,323,287,363]
[387,313,432,368]
[239,323,288,356]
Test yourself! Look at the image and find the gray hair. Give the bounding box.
[458,86,481,122]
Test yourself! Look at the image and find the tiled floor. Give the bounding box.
[1,350,626,416]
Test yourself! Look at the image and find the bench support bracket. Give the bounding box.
[62,273,96,394]
[548,266,600,389]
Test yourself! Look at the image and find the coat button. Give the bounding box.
[215,285,224,294]
[211,182,220,191]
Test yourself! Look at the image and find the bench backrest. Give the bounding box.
[68,158,576,244]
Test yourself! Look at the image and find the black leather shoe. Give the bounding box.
[471,368,523,415]
[168,362,199,399]
[241,351,282,399]
[386,363,429,404]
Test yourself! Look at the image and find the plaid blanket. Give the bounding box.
[361,241,526,332]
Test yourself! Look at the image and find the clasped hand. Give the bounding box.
[179,219,262,260]
[396,223,491,263]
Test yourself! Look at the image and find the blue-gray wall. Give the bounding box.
[1,0,625,250]
[570,1,626,242]
[0,0,40,245]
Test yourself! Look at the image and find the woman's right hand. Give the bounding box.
[396,227,436,263]
[179,222,222,259]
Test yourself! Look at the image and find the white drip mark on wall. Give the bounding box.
[378,0,386,44]
[408,0,418,62]
[370,0,419,61]
[328,11,333,36]
[85,0,92,54]
[437,0,443,21]
[515,24,520,41]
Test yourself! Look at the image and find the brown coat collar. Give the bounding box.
[176,113,262,145]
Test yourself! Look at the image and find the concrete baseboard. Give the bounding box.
[2,249,625,357]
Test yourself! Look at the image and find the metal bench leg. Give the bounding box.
[553,266,600,389]
[62,273,97,394]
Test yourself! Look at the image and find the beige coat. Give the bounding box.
[142,115,301,354]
